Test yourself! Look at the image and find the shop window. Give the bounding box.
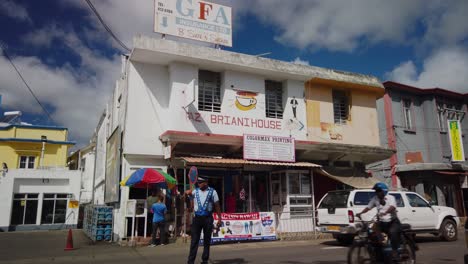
[198,70,221,112]
[19,156,35,169]
[333,90,349,124]
[265,80,283,119]
[41,194,68,224]
[11,194,39,225]
[402,99,413,130]
[288,173,312,217]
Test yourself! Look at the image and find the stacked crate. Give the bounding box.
[83,205,114,242]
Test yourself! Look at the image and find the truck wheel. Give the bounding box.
[337,234,354,245]
[440,219,457,241]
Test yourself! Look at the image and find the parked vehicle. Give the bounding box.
[317,189,459,245]
[348,214,417,264]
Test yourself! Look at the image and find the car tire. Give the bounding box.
[440,219,457,241]
[337,234,354,245]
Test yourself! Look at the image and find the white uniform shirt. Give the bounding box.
[193,187,220,213]
[366,194,397,222]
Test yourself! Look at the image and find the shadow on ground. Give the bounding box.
[211,258,249,264]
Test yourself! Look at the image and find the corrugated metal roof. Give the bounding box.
[315,168,379,189]
[180,157,321,168]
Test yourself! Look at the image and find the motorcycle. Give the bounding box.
[347,215,418,264]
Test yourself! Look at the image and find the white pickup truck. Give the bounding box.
[317,189,459,244]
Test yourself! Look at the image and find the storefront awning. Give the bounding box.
[180,157,321,168]
[315,168,379,189]
[435,171,468,176]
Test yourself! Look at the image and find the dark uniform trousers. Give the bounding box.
[187,215,214,264]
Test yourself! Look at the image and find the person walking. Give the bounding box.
[149,193,167,247]
[186,177,222,264]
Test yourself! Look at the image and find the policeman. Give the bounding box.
[186,177,222,264]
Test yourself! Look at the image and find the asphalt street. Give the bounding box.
[0,229,466,263]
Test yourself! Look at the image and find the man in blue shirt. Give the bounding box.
[186,177,222,264]
[150,194,167,246]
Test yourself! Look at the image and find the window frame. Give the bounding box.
[11,193,39,225]
[332,90,350,125]
[19,156,36,169]
[401,98,415,131]
[265,80,284,119]
[41,193,69,225]
[198,70,222,113]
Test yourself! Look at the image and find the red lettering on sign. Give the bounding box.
[195,113,201,122]
[211,114,217,124]
[198,2,213,20]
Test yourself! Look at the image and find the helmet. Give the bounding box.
[372,182,388,195]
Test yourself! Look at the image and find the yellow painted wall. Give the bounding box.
[305,81,381,146]
[0,126,71,169]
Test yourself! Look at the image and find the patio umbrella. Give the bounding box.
[120,168,177,192]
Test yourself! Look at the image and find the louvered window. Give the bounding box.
[198,70,221,112]
[333,90,349,124]
[265,80,283,119]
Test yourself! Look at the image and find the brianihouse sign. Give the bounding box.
[154,0,232,47]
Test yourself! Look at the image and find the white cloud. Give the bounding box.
[291,57,310,66]
[0,0,32,23]
[2,24,120,146]
[385,47,468,93]
[238,0,426,52]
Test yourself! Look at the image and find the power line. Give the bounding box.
[84,0,131,52]
[0,44,55,123]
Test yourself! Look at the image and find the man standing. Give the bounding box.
[186,177,222,264]
[147,190,158,236]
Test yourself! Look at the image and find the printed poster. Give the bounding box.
[201,212,277,243]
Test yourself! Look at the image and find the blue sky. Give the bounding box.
[1,0,468,147]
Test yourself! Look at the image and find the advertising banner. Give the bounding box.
[243,134,295,162]
[154,0,232,47]
[202,212,277,243]
[448,120,465,162]
[105,127,121,203]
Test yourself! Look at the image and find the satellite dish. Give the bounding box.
[188,166,198,185]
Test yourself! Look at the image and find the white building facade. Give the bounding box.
[92,36,391,241]
[0,169,81,231]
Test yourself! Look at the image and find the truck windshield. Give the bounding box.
[318,191,350,209]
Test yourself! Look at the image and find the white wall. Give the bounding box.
[79,150,95,204]
[0,169,81,231]
[94,115,107,199]
[123,61,308,157]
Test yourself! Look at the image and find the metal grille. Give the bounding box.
[333,90,349,124]
[198,70,221,112]
[265,81,283,119]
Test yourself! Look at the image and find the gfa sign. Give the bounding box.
[154,0,232,47]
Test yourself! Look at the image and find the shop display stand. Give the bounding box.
[83,205,114,242]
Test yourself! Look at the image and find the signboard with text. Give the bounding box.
[243,134,295,162]
[448,120,465,162]
[154,0,232,47]
[201,212,277,243]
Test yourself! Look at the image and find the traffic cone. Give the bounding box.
[64,229,75,251]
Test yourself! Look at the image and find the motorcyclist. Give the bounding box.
[356,182,402,260]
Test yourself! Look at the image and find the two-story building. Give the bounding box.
[90,35,393,241]
[0,114,80,231]
[371,81,468,216]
